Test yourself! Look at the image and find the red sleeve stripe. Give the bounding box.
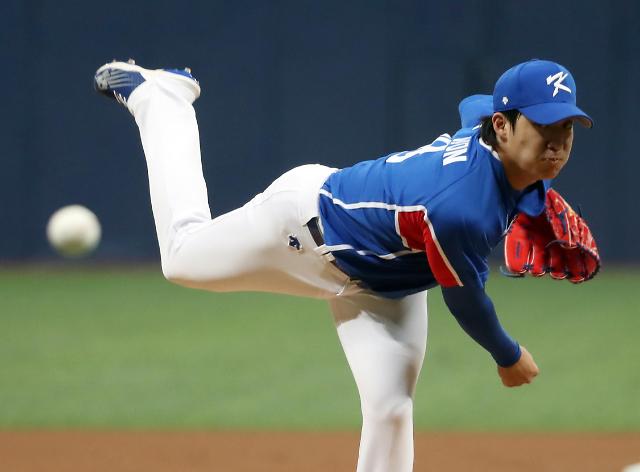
[394,211,411,250]
[422,211,463,287]
[396,209,463,288]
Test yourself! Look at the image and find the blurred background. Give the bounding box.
[0,0,638,441]
[1,0,638,262]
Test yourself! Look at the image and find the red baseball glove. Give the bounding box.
[503,189,600,283]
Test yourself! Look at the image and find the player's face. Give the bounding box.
[496,114,574,188]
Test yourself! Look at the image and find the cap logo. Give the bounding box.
[546,71,572,97]
[502,96,509,105]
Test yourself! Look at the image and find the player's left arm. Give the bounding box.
[440,284,520,366]
[410,208,539,386]
[441,284,539,387]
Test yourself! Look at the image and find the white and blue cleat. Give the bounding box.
[94,59,201,108]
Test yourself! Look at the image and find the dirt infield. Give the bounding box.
[1,431,639,471]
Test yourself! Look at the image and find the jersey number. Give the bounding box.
[386,134,451,163]
[386,134,471,166]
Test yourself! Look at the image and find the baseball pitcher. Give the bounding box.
[94,58,599,472]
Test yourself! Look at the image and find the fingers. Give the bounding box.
[578,219,598,253]
[546,189,580,246]
[501,377,533,388]
[582,251,600,280]
[497,346,539,387]
[546,190,570,240]
[529,232,549,276]
[547,243,600,284]
[566,211,580,247]
[499,368,538,387]
[565,247,586,283]
[547,243,567,280]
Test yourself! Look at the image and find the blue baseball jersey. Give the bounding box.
[318,124,550,299]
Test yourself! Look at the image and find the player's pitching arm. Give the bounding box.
[441,285,539,388]
[422,210,539,388]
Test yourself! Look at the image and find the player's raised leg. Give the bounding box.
[329,290,428,472]
[94,60,349,298]
[94,60,207,268]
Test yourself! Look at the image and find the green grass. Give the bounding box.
[0,266,638,431]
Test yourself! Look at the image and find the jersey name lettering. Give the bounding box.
[442,136,471,166]
[386,134,451,163]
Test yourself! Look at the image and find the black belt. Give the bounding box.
[306,216,344,272]
[306,216,366,288]
[306,217,364,288]
[306,216,326,248]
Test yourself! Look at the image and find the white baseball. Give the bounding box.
[622,464,640,472]
[46,205,101,257]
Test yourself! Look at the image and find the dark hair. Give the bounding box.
[479,110,521,148]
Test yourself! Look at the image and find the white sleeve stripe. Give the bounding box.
[319,189,427,212]
[319,190,460,276]
[321,243,417,260]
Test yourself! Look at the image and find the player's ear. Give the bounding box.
[492,113,509,143]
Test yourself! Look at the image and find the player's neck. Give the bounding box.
[496,150,538,191]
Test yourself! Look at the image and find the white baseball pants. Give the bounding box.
[126,72,428,472]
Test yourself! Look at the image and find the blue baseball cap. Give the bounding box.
[458,94,493,128]
[493,59,593,128]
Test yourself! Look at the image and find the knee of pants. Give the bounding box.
[161,255,236,292]
[159,244,229,292]
[157,219,238,291]
[161,255,199,289]
[361,395,414,425]
[162,262,197,289]
[160,240,261,293]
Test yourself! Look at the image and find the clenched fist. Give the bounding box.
[498,346,539,387]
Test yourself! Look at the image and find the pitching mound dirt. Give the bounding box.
[1,431,639,471]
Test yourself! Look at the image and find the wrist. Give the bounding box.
[496,342,521,367]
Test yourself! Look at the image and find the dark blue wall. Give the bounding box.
[1,0,637,262]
